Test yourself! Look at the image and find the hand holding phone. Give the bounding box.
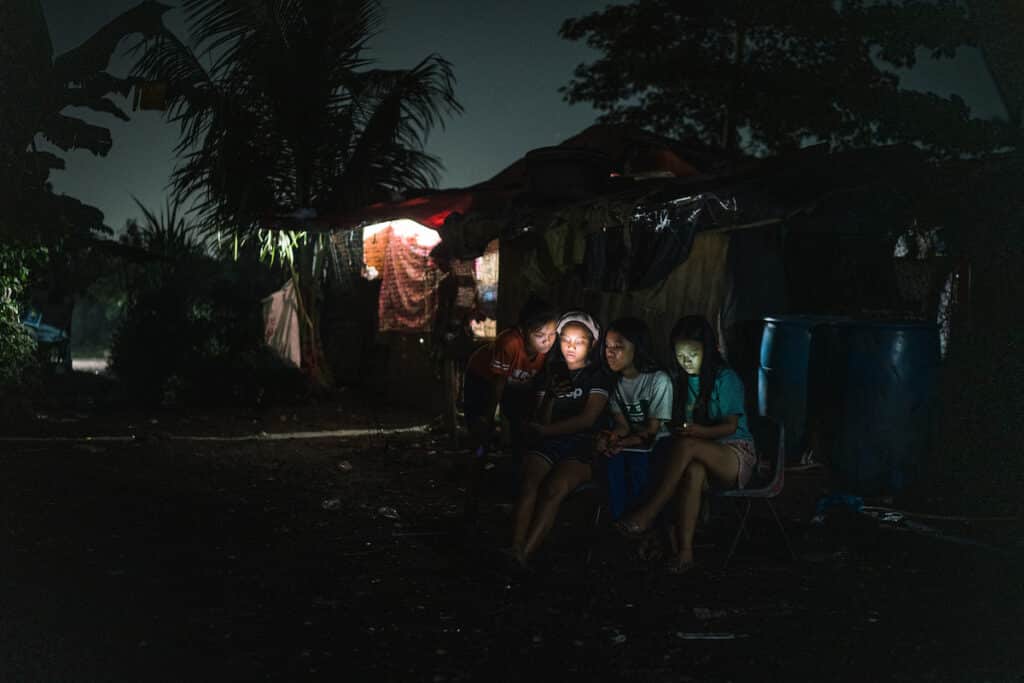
[547,360,572,396]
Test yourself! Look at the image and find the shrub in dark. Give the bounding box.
[109,217,304,409]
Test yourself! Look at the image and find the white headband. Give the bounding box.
[556,311,601,342]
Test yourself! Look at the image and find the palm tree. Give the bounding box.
[130,0,462,384]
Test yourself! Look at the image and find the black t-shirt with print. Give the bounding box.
[535,363,614,425]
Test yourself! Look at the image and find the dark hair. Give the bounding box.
[605,317,661,374]
[516,295,558,334]
[669,315,726,425]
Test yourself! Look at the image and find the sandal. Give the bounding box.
[637,533,666,562]
[613,519,647,540]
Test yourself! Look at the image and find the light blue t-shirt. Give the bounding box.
[684,368,752,443]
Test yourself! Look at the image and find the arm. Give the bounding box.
[677,415,738,440]
[609,370,672,450]
[531,368,569,425]
[612,416,663,451]
[610,410,630,437]
[539,393,609,437]
[678,370,743,440]
[483,375,507,426]
[535,389,555,424]
[480,332,517,425]
[471,374,507,445]
[597,411,630,454]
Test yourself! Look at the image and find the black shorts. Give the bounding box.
[528,433,597,466]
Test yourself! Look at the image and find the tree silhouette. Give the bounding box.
[130,0,462,383]
[0,0,169,371]
[968,0,1024,131]
[560,0,1010,157]
[1,0,170,244]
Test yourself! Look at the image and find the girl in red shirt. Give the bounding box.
[463,297,558,448]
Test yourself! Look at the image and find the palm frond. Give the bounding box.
[129,27,219,153]
[337,55,461,205]
[131,195,202,256]
[52,1,170,85]
[182,0,268,73]
[129,0,462,240]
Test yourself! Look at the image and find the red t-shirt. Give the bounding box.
[467,328,546,387]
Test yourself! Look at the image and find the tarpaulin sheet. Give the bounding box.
[261,280,301,367]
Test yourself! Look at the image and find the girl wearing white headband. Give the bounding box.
[510,310,611,569]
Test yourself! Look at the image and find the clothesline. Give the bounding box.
[703,218,784,234]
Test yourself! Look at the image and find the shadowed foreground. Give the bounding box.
[2,401,1022,682]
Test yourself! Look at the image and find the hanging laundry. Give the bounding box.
[378,225,442,333]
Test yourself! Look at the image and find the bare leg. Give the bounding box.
[622,437,696,531]
[623,437,740,532]
[512,453,552,552]
[671,460,707,568]
[522,460,592,560]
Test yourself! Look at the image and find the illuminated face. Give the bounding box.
[674,340,704,375]
[527,321,558,356]
[604,330,636,373]
[559,323,592,369]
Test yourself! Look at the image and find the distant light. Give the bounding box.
[419,337,425,344]
[362,219,440,248]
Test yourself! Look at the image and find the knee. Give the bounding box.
[520,477,542,497]
[678,436,701,452]
[671,436,698,459]
[681,461,707,489]
[539,477,571,503]
[521,470,547,495]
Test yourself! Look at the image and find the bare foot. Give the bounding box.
[665,551,697,574]
[501,545,530,572]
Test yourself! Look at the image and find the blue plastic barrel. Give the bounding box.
[808,320,940,495]
[759,316,850,463]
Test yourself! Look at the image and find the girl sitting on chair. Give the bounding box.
[597,317,674,519]
[511,311,611,568]
[614,315,755,574]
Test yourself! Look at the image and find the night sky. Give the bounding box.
[40,0,1007,234]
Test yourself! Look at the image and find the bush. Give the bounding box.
[0,244,40,389]
[109,234,294,407]
[71,271,126,355]
[0,305,36,387]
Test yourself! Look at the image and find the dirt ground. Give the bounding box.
[2,372,1022,682]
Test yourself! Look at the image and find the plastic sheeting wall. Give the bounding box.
[497,230,733,368]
